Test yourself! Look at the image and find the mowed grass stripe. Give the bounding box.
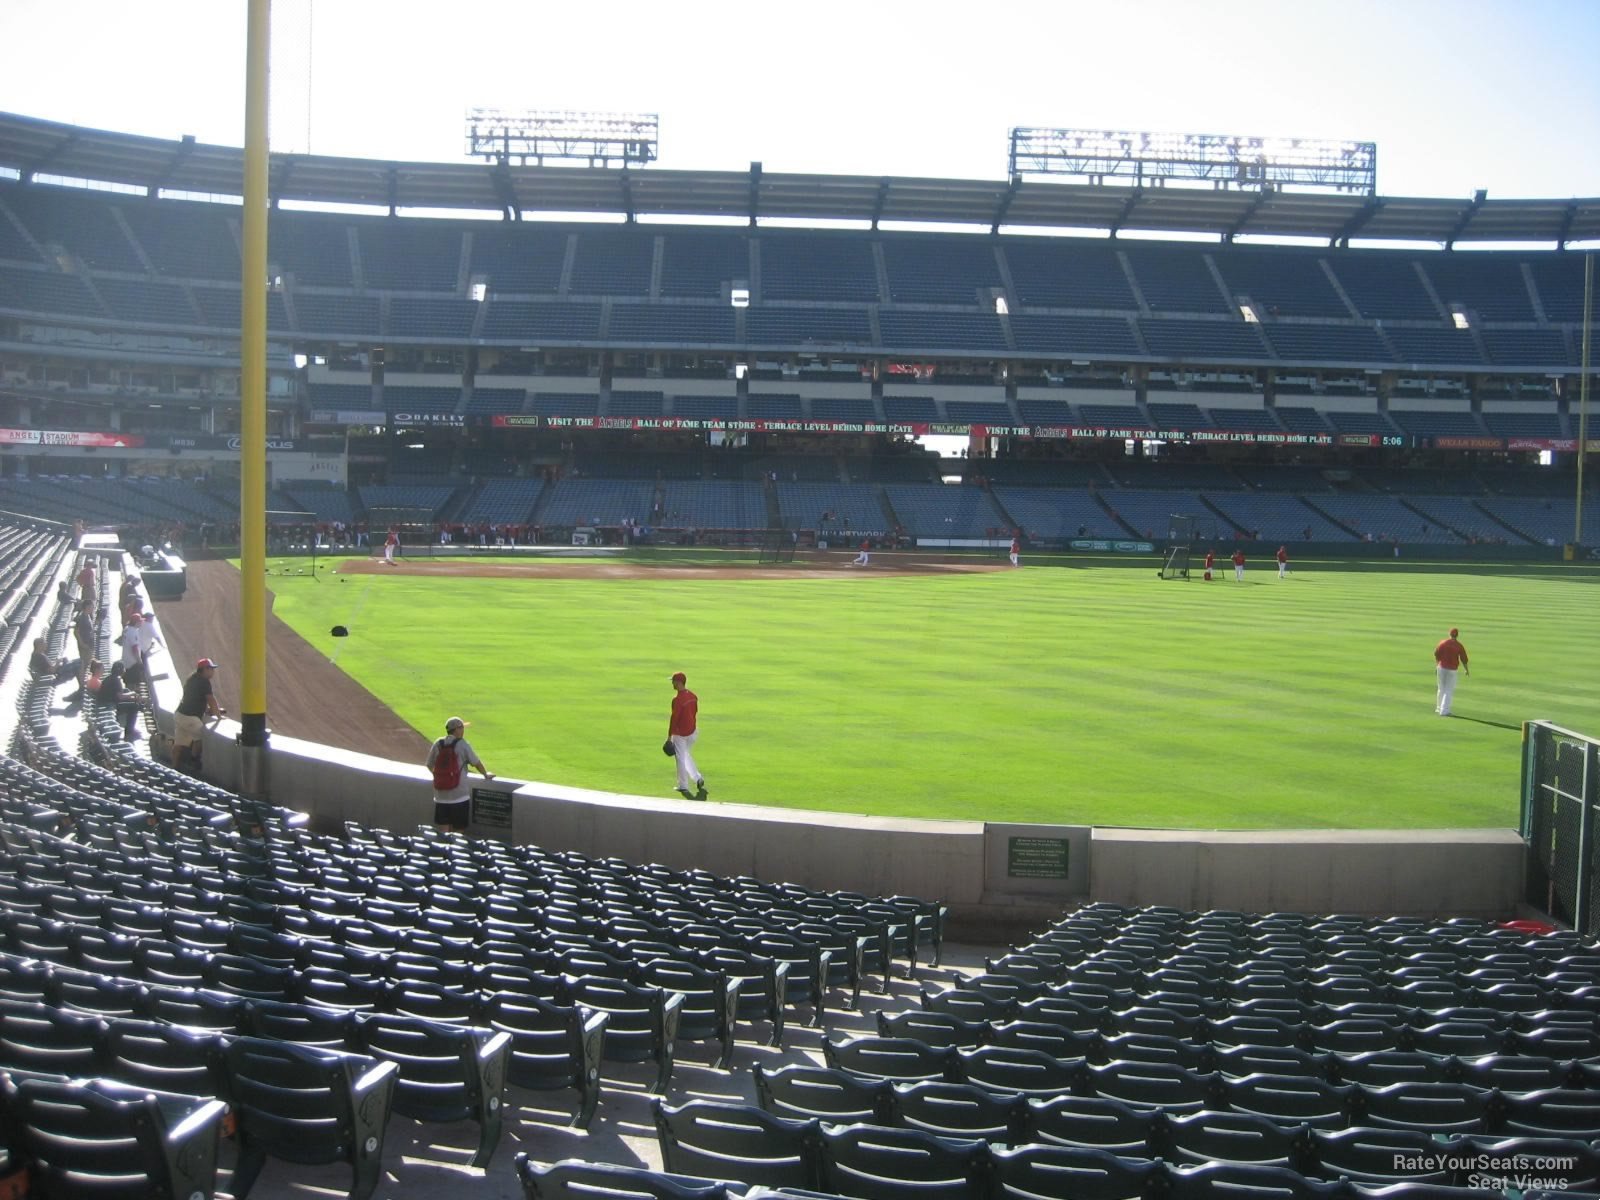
[261,559,1600,829]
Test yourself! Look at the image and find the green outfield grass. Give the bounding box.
[258,554,1600,830]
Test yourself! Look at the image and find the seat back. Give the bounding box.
[653,1098,818,1189]
[752,1063,894,1125]
[480,992,607,1128]
[5,1075,226,1200]
[218,1036,398,1200]
[815,1123,989,1200]
[516,1154,732,1200]
[990,1143,1162,1200]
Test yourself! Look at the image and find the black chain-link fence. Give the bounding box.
[1522,721,1598,937]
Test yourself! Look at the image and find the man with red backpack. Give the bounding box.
[426,716,492,832]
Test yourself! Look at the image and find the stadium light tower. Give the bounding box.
[466,109,659,167]
[1008,127,1377,195]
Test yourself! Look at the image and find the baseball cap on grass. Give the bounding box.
[670,672,687,685]
[196,658,218,669]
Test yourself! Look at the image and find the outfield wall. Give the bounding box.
[176,708,1526,929]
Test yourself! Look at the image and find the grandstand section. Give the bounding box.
[0,114,1593,568]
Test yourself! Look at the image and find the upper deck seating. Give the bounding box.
[1215,251,1349,318]
[1010,314,1141,357]
[568,228,654,296]
[760,234,879,302]
[1424,256,1535,321]
[469,226,567,294]
[1326,256,1438,320]
[1004,239,1136,308]
[1123,246,1232,313]
[358,223,463,290]
[882,237,1002,304]
[660,232,750,299]
[268,211,355,287]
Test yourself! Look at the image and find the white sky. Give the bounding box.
[2,0,1598,201]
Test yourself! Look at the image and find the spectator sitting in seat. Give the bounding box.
[97,663,142,741]
[29,638,79,686]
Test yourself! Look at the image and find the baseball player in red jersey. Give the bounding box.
[1231,549,1246,581]
[1276,545,1289,579]
[383,527,399,565]
[667,671,708,800]
[1434,628,1469,716]
[1009,535,1020,567]
[1204,550,1214,581]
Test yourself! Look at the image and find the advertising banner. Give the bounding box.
[0,428,145,448]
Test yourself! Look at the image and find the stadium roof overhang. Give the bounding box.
[2,111,1598,247]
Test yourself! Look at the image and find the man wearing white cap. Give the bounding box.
[427,716,492,832]
[667,672,708,800]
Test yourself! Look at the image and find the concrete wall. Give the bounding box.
[1090,826,1524,918]
[185,713,1525,927]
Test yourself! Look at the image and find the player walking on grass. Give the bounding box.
[667,671,708,800]
[1434,627,1469,717]
[1277,545,1289,578]
[1010,534,1020,567]
[1232,549,1246,581]
[383,527,399,565]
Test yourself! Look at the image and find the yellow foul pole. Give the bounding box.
[239,0,271,794]
[1576,252,1593,548]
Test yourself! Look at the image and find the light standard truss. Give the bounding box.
[1009,127,1376,195]
[467,109,659,167]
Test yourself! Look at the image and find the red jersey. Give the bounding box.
[1434,637,1468,671]
[1204,552,1214,569]
[386,530,399,547]
[670,688,698,736]
[1232,551,1245,567]
[1010,538,1019,554]
[1276,547,1287,563]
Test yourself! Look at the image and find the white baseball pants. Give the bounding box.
[671,732,702,790]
